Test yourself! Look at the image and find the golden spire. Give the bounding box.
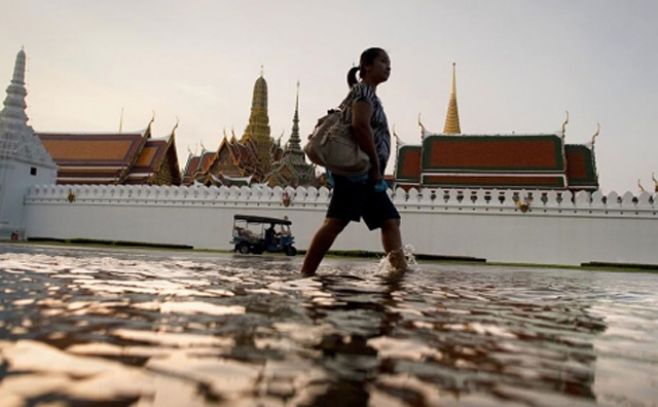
[443,63,461,134]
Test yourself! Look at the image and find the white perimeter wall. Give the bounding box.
[23,184,658,266]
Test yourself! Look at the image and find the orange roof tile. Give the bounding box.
[38,133,144,164]
[424,135,564,172]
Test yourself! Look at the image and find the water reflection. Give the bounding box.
[0,244,657,406]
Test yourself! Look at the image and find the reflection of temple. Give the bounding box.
[37,121,182,185]
[182,74,316,187]
[395,64,599,191]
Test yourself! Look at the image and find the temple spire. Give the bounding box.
[0,48,29,125]
[286,81,302,153]
[442,63,461,134]
[242,68,272,173]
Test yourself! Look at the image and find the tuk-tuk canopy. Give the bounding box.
[233,214,292,226]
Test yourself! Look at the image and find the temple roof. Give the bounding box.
[37,130,148,184]
[183,155,201,181]
[395,133,599,190]
[565,144,598,190]
[395,145,422,185]
[197,150,218,175]
[394,64,599,191]
[126,133,181,185]
[421,134,567,188]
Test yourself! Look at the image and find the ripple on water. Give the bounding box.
[1,246,658,406]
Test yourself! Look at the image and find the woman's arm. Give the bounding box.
[352,100,381,182]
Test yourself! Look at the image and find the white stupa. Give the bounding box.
[0,48,57,239]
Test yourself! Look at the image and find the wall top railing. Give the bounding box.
[25,184,657,215]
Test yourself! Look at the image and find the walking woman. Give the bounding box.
[301,47,407,275]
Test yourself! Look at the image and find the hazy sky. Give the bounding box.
[1,0,656,192]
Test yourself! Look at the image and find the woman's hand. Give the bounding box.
[368,163,382,185]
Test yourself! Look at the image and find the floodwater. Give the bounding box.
[0,244,657,407]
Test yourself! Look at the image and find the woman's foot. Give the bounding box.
[387,248,408,274]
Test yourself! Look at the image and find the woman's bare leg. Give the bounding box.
[301,218,349,275]
[381,219,407,271]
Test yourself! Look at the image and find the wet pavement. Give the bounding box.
[1,243,657,406]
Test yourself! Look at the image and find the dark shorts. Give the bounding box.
[326,175,400,230]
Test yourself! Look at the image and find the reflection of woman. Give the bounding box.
[302,47,407,275]
[303,273,403,404]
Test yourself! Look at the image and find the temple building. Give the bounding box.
[182,73,316,187]
[395,64,599,191]
[37,121,182,185]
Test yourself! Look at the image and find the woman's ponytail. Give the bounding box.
[347,66,360,88]
[346,47,386,88]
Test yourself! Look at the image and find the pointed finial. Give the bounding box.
[260,65,264,77]
[560,111,569,138]
[591,122,600,145]
[187,145,193,156]
[638,179,646,193]
[418,113,427,138]
[652,172,657,192]
[200,141,206,152]
[392,125,402,149]
[119,107,124,133]
[296,80,300,106]
[223,127,227,139]
[451,62,457,93]
[171,116,180,135]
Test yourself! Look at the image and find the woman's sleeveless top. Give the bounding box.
[343,83,391,174]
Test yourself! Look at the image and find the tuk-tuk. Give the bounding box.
[231,214,297,256]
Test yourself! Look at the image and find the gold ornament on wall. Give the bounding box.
[282,191,291,207]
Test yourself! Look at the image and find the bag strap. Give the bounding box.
[338,92,353,123]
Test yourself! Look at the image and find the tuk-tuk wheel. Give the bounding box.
[236,243,250,254]
[285,246,297,256]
